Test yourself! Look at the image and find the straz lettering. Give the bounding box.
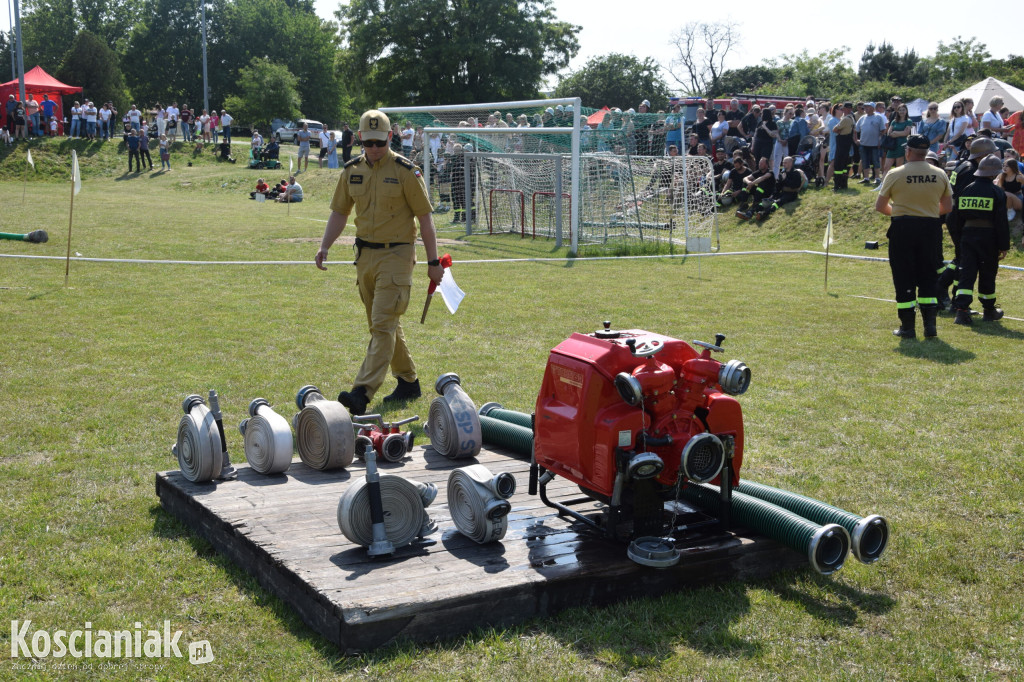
[350,175,363,184]
[383,177,399,184]
[959,197,994,210]
[905,175,937,183]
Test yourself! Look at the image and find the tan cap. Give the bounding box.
[968,137,997,160]
[974,154,1003,177]
[358,109,390,141]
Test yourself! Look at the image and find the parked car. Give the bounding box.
[275,119,325,146]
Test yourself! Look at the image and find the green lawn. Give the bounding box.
[1,138,1022,680]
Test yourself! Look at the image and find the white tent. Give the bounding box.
[936,77,1024,115]
[906,98,930,120]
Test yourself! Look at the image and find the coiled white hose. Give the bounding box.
[336,476,437,549]
[447,464,517,544]
[173,395,222,483]
[425,373,482,459]
[292,385,355,471]
[239,399,294,474]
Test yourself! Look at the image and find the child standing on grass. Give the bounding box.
[159,134,170,170]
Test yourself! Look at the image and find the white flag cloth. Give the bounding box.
[71,150,81,195]
[289,156,294,174]
[438,269,465,314]
[26,148,34,169]
[822,211,834,249]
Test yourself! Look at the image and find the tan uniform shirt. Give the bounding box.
[833,114,855,136]
[330,149,432,243]
[878,160,952,218]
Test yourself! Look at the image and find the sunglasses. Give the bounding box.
[361,139,388,148]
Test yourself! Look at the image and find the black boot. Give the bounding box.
[893,308,916,339]
[382,377,421,402]
[982,304,1004,322]
[338,386,369,415]
[953,308,973,326]
[921,305,938,338]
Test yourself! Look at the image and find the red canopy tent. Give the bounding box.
[587,106,611,127]
[0,66,82,134]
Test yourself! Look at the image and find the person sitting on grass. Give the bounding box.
[277,176,303,202]
[757,156,806,220]
[735,157,776,220]
[250,177,270,199]
[267,178,288,200]
[717,156,750,207]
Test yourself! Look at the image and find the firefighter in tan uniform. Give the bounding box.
[315,110,443,415]
[874,134,953,339]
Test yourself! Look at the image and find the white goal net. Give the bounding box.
[380,100,718,254]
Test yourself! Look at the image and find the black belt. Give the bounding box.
[354,237,410,249]
[963,219,994,228]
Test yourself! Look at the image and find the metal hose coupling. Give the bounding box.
[336,474,438,550]
[238,398,294,475]
[292,385,355,471]
[447,464,517,544]
[424,373,481,459]
[718,359,751,395]
[172,394,222,483]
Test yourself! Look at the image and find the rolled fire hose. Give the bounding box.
[681,482,851,575]
[734,480,889,564]
[478,403,533,430]
[447,464,517,544]
[172,394,223,483]
[292,385,355,471]
[424,373,481,459]
[0,230,48,243]
[238,398,294,475]
[337,473,438,550]
[479,415,533,459]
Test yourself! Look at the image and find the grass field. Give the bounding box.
[1,137,1023,680]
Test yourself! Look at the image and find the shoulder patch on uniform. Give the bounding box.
[394,155,416,170]
[344,156,363,168]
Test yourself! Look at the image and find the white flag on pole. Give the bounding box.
[289,155,294,174]
[438,269,465,314]
[71,150,82,195]
[822,211,834,249]
[26,148,34,169]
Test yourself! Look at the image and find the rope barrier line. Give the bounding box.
[3,249,1024,271]
[847,294,1024,322]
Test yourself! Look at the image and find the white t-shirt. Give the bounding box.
[99,108,111,122]
[167,106,179,121]
[401,127,414,146]
[949,115,971,141]
[85,106,97,123]
[981,110,1004,135]
[220,113,232,128]
[129,108,140,123]
[319,131,330,146]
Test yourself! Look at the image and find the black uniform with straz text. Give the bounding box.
[952,154,1009,323]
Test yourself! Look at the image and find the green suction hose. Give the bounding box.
[478,402,533,430]
[0,230,48,243]
[681,482,850,575]
[734,480,888,564]
[479,414,533,458]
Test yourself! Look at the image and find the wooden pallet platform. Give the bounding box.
[156,445,805,653]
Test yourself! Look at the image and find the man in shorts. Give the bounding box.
[296,122,311,172]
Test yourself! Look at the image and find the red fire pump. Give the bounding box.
[531,322,751,542]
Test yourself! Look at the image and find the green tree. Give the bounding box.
[765,48,858,99]
[932,36,990,83]
[56,30,129,110]
[223,57,301,131]
[210,0,345,124]
[76,0,145,54]
[711,65,781,97]
[554,54,670,110]
[122,0,204,106]
[20,0,78,73]
[341,0,579,107]
[859,42,929,86]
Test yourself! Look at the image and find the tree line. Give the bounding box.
[5,4,1020,129]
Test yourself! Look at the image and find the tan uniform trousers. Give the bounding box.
[353,243,416,398]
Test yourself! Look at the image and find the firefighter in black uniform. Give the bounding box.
[936,137,998,310]
[952,154,1009,325]
[832,102,856,191]
[874,134,953,339]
